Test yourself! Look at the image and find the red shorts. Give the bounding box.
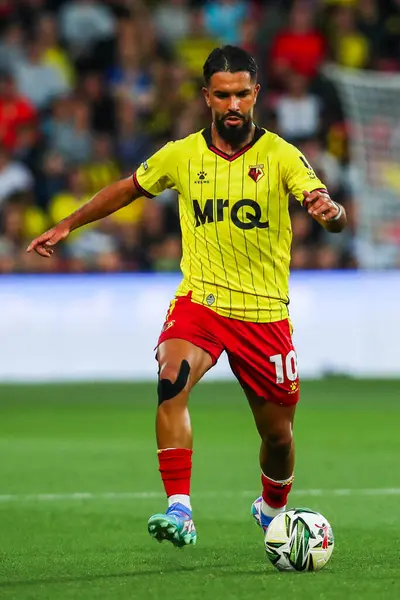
[157,293,300,406]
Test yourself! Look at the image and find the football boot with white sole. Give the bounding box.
[148,502,197,548]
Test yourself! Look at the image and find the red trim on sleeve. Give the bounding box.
[311,188,329,195]
[132,171,155,198]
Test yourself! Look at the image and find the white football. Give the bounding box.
[265,508,334,572]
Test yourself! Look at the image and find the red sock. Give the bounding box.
[261,473,294,509]
[157,448,193,497]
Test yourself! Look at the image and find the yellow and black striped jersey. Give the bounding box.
[134,126,326,322]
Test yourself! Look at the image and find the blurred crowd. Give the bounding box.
[0,0,399,274]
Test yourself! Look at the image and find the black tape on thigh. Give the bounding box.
[158,360,191,405]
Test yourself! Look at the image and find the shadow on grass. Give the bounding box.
[3,566,399,589]
[0,565,270,588]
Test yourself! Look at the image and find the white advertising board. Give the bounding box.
[0,272,398,381]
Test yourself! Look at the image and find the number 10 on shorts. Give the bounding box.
[270,351,298,383]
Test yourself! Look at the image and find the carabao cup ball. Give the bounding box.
[265,508,334,572]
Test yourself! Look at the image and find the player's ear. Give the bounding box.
[202,86,211,108]
[253,83,261,104]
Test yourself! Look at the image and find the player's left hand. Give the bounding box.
[302,190,339,221]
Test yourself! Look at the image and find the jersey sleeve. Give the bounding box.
[282,142,327,204]
[133,142,177,198]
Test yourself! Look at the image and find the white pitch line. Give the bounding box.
[0,488,399,503]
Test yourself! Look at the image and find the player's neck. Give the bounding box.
[211,122,256,156]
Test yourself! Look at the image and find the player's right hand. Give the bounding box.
[26,223,70,257]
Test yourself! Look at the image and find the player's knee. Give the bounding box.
[157,359,191,405]
[265,426,293,455]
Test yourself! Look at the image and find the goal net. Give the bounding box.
[324,65,400,269]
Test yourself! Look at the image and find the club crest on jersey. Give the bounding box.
[248,164,265,183]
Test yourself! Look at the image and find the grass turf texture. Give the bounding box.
[1,379,400,600]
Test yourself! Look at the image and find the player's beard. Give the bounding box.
[214,112,253,148]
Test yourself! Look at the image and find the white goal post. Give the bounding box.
[323,64,400,269]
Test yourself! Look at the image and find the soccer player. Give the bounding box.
[27,46,346,549]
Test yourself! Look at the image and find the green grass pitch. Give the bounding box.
[1,379,400,600]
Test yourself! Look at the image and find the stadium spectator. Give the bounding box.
[14,38,70,110]
[328,4,371,69]
[314,243,341,269]
[270,0,326,82]
[290,244,313,270]
[107,26,155,114]
[274,73,321,142]
[152,235,182,272]
[290,208,315,248]
[37,150,67,209]
[0,146,34,206]
[140,199,169,266]
[66,228,122,273]
[48,168,91,230]
[154,0,192,45]
[79,71,116,134]
[114,98,153,171]
[35,13,76,88]
[0,196,32,273]
[0,72,37,153]
[59,0,116,56]
[46,98,93,166]
[357,0,384,67]
[203,0,249,45]
[174,9,219,79]
[13,121,43,186]
[0,192,51,273]
[5,0,397,274]
[239,18,259,58]
[0,23,25,74]
[81,133,120,196]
